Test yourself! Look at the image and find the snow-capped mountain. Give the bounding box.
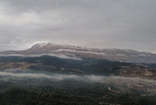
[1,43,156,63]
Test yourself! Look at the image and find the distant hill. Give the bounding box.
[0,56,156,79]
[1,43,156,63]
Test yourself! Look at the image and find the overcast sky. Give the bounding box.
[0,0,156,53]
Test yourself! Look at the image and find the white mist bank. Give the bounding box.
[0,70,156,95]
[0,53,82,60]
[0,71,106,82]
[0,71,156,84]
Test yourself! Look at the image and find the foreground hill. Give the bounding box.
[0,56,156,80]
[1,43,156,63]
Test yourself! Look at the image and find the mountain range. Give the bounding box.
[1,43,156,63]
[0,43,156,79]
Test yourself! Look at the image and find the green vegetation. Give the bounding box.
[0,80,156,105]
[0,56,132,75]
[0,56,156,105]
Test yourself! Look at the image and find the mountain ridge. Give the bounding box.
[1,43,156,63]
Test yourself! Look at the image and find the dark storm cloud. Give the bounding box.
[0,0,156,52]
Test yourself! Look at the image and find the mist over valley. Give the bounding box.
[0,0,156,104]
[0,44,156,104]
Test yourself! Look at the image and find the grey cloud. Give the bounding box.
[0,0,156,52]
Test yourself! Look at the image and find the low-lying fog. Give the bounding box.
[0,53,82,60]
[0,69,156,95]
[0,70,106,83]
[0,69,156,85]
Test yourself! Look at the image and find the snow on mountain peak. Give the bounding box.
[31,42,50,48]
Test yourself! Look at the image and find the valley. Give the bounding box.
[0,43,156,105]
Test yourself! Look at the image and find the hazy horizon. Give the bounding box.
[1,42,156,54]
